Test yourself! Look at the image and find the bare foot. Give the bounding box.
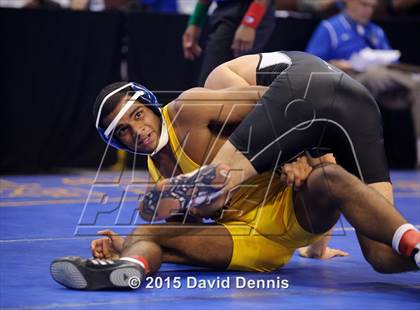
[142,164,231,220]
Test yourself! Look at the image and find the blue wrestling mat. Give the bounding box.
[0,170,419,309]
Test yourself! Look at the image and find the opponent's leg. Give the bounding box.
[204,63,250,89]
[293,163,419,272]
[354,181,415,273]
[356,234,416,273]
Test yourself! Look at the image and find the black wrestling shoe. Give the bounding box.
[50,256,144,290]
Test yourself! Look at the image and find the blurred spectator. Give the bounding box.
[274,0,342,17]
[0,0,26,8]
[0,0,61,8]
[23,0,61,10]
[385,0,420,16]
[177,0,197,14]
[306,0,392,68]
[24,0,62,8]
[140,0,178,13]
[297,0,341,14]
[306,0,420,166]
[70,0,89,10]
[53,0,133,10]
[182,0,276,86]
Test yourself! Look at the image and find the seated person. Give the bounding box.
[306,0,392,71]
[275,0,341,17]
[306,0,420,166]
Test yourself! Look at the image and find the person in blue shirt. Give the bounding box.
[307,0,420,167]
[306,0,392,71]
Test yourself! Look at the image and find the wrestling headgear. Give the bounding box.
[95,82,168,156]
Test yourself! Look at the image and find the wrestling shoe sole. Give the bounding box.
[50,258,143,290]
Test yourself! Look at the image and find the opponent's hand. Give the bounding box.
[305,152,337,168]
[182,25,202,60]
[280,156,313,188]
[231,25,256,57]
[90,230,124,260]
[298,246,349,259]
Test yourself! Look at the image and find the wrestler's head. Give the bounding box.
[345,0,378,25]
[93,82,167,155]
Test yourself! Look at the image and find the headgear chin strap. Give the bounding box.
[96,82,169,156]
[150,116,169,156]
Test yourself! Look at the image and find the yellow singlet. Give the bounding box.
[147,106,323,272]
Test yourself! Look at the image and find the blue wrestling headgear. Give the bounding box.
[95,82,169,156]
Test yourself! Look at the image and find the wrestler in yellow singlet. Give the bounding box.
[147,107,324,272]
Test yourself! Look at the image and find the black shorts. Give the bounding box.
[229,51,389,184]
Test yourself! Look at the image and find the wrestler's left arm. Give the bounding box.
[91,230,124,260]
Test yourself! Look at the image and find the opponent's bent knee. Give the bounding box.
[310,163,347,180]
[306,164,349,195]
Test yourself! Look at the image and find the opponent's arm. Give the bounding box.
[172,86,268,125]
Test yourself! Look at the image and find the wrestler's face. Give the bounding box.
[346,0,377,24]
[103,96,162,154]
